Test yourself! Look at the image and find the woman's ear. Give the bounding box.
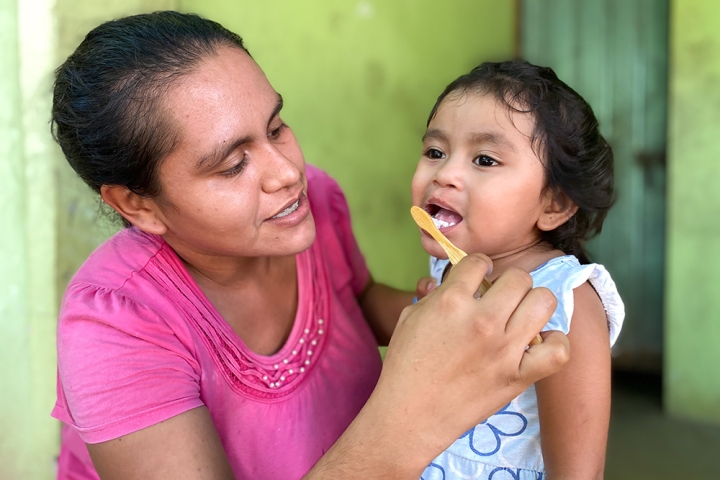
[537,190,578,232]
[100,185,168,235]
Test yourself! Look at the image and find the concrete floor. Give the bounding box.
[606,371,720,479]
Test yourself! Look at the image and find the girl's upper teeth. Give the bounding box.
[273,200,299,218]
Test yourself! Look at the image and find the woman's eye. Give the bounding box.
[220,157,248,177]
[269,123,288,139]
[473,155,498,167]
[425,148,444,159]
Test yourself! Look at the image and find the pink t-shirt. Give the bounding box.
[52,165,383,479]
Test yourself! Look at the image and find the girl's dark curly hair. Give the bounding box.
[51,11,249,200]
[428,61,615,264]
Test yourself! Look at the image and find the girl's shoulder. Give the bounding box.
[429,254,625,345]
[532,255,625,346]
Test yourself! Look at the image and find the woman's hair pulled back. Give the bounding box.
[428,61,615,264]
[52,10,249,197]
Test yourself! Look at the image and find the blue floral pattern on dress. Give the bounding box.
[460,402,528,456]
[488,468,544,480]
[421,463,446,480]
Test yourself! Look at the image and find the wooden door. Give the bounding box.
[521,0,669,372]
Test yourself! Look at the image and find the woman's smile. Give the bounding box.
[266,191,311,227]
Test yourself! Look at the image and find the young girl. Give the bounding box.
[413,61,625,479]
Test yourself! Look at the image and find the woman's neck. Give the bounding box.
[163,235,294,290]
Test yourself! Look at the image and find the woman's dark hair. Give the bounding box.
[51,11,249,200]
[428,61,614,264]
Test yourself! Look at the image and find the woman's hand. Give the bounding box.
[307,254,570,479]
[357,276,436,346]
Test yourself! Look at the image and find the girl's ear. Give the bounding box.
[100,185,168,235]
[537,190,578,232]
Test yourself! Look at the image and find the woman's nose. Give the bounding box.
[433,157,464,191]
[261,144,302,193]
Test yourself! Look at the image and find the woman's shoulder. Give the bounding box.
[68,227,167,292]
[61,227,189,329]
[305,164,353,235]
[306,164,345,210]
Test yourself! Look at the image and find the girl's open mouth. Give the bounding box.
[424,202,463,233]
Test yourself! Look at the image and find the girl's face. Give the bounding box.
[411,92,552,259]
[147,46,315,260]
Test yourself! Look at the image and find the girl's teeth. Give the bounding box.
[273,200,300,218]
[432,217,456,229]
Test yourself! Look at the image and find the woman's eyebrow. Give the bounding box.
[196,93,285,171]
[268,93,284,127]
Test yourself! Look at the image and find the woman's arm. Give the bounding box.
[536,282,612,480]
[87,407,235,480]
[306,257,570,478]
[87,256,570,480]
[357,277,436,345]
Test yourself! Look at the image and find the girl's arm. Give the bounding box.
[536,281,612,480]
[357,276,436,346]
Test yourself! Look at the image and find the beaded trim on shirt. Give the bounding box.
[146,240,330,400]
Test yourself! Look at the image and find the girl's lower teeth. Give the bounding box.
[273,200,300,218]
[433,217,456,229]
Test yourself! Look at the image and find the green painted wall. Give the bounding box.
[665,0,720,423]
[179,0,517,289]
[1,1,179,478]
[1,1,515,477]
[0,0,59,477]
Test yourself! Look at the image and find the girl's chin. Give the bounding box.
[421,237,450,260]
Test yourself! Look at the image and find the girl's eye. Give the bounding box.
[473,155,498,167]
[220,157,248,177]
[269,123,288,139]
[424,148,445,159]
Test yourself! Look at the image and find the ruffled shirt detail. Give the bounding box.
[146,241,331,400]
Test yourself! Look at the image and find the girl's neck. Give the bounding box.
[486,240,564,281]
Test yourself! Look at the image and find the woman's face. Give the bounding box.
[149,46,315,260]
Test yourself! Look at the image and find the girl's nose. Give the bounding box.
[433,157,464,191]
[261,144,302,193]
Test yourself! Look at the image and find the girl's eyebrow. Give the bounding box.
[467,131,517,152]
[423,129,517,153]
[422,129,448,143]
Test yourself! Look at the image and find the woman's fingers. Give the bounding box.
[439,254,493,297]
[504,283,557,345]
[519,330,570,385]
[477,267,535,324]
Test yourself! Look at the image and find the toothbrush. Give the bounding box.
[411,206,543,346]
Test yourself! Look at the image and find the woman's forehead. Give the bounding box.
[158,48,280,170]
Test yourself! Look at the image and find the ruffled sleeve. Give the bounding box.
[430,255,624,346]
[532,256,625,347]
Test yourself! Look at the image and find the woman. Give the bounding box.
[51,11,568,479]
